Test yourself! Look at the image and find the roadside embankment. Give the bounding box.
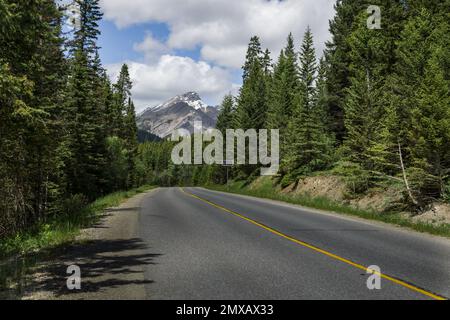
[206,176,450,238]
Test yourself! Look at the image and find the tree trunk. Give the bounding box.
[398,140,420,208]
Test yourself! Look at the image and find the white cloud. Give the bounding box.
[101,0,336,69]
[100,0,336,107]
[107,55,236,112]
[133,32,171,63]
[200,44,248,71]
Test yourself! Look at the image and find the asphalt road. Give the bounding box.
[137,187,450,300]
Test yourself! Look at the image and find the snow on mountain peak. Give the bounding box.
[137,91,218,138]
[178,92,209,111]
[151,91,208,112]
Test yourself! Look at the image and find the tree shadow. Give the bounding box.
[0,238,161,299]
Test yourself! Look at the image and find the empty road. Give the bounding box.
[137,188,450,300]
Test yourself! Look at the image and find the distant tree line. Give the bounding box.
[0,0,139,238]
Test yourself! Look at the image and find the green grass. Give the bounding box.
[0,185,155,259]
[205,179,450,238]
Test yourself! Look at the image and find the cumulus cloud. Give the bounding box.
[101,0,336,68]
[107,55,236,112]
[133,32,172,63]
[101,0,336,108]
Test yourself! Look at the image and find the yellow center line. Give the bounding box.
[180,188,447,301]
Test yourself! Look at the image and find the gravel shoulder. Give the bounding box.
[21,189,158,300]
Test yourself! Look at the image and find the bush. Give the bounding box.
[59,194,88,218]
[444,181,450,203]
[406,167,441,211]
[281,173,297,189]
[332,161,371,195]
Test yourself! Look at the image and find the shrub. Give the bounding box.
[281,173,297,189]
[332,161,371,195]
[59,194,88,218]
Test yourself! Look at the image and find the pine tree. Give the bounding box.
[407,0,450,16]
[315,58,332,128]
[235,61,268,130]
[216,94,235,134]
[282,28,332,183]
[280,33,299,120]
[298,27,317,111]
[124,98,138,187]
[72,0,102,56]
[266,50,287,131]
[215,94,235,182]
[381,8,450,205]
[234,37,270,177]
[343,13,388,171]
[0,0,66,231]
[340,2,410,196]
[113,64,133,135]
[109,64,138,187]
[262,49,273,75]
[65,0,108,199]
[267,34,300,165]
[242,36,263,81]
[325,0,367,142]
[0,62,35,234]
[235,37,268,131]
[101,73,116,136]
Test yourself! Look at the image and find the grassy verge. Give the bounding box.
[0,185,155,260]
[205,179,450,238]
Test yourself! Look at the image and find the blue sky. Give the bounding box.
[99,20,200,64]
[97,0,336,111]
[98,19,243,108]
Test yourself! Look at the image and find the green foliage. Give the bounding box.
[0,185,155,259]
[58,194,89,219]
[324,0,368,142]
[280,173,297,189]
[105,136,129,190]
[194,4,449,214]
[216,94,235,134]
[267,34,299,158]
[235,42,269,131]
[282,27,334,177]
[0,0,66,237]
[1,0,449,244]
[378,7,450,208]
[0,1,140,241]
[332,161,371,195]
[443,181,450,203]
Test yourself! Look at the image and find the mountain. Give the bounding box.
[137,129,162,143]
[137,92,219,138]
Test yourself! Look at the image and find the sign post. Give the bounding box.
[222,160,233,190]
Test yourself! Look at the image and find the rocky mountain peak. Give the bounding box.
[181,91,201,101]
[137,92,219,138]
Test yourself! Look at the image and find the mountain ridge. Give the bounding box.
[137,92,219,139]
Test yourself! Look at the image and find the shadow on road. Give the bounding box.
[0,238,161,299]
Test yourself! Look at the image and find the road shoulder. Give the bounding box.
[21,189,158,300]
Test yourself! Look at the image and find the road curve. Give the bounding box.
[138,187,450,300]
